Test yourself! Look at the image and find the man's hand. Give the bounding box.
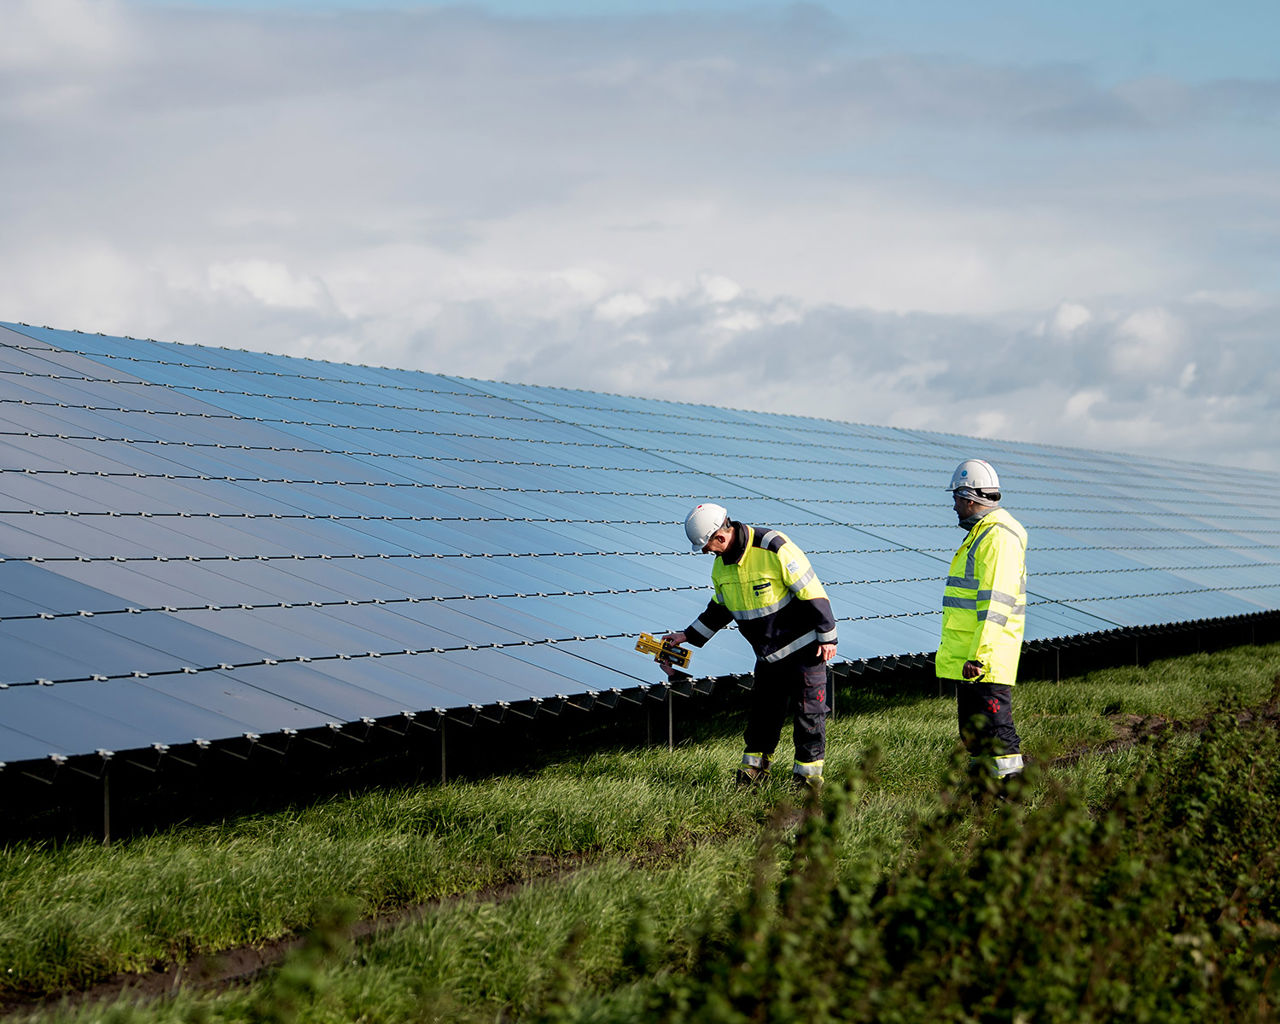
[658,632,688,678]
[962,660,984,680]
[817,643,837,663]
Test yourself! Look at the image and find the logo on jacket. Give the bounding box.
[752,582,772,594]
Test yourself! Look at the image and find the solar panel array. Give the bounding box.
[1,321,1278,772]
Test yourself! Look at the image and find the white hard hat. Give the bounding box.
[948,459,1001,496]
[684,502,729,551]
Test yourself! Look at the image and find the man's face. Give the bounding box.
[702,525,734,555]
[952,492,981,524]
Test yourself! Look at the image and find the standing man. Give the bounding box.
[937,459,1028,779]
[663,502,838,789]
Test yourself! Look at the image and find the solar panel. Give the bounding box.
[0,321,1276,773]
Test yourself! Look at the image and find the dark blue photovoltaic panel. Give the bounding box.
[0,722,61,764]
[0,321,1276,769]
[1,683,170,756]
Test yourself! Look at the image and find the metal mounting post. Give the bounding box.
[667,686,673,753]
[102,764,111,847]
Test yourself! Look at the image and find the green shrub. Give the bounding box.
[640,717,1280,1024]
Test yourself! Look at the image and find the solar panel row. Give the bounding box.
[0,321,1276,769]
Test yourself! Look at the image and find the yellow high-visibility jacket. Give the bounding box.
[685,523,837,664]
[936,507,1028,685]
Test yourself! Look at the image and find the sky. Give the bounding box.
[3,1,1279,472]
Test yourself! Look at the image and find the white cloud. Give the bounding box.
[0,5,1276,471]
[1064,388,1105,421]
[1117,307,1182,346]
[1110,307,1186,378]
[1046,301,1093,337]
[555,268,611,303]
[0,0,130,71]
[0,0,135,123]
[715,310,763,333]
[700,274,743,304]
[1186,289,1270,310]
[594,292,651,323]
[207,259,327,310]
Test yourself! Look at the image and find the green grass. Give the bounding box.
[646,711,1280,1023]
[3,642,1277,1022]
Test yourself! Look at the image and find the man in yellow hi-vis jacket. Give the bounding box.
[664,502,838,789]
[937,460,1027,778]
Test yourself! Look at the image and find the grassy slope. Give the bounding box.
[3,643,1277,1022]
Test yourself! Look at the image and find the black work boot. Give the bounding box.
[735,764,769,787]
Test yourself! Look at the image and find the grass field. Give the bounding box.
[2,642,1277,1022]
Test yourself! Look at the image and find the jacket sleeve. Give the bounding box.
[776,539,838,645]
[970,527,1025,665]
[684,591,734,647]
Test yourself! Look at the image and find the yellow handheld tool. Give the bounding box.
[635,632,692,669]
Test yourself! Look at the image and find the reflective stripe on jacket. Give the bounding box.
[936,507,1028,685]
[685,524,837,664]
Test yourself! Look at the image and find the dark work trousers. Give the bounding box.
[744,654,829,765]
[954,681,1021,757]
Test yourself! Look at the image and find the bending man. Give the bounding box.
[665,502,838,789]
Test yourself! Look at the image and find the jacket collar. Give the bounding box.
[960,506,999,532]
[720,521,749,565]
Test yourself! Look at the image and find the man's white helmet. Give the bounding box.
[947,459,999,492]
[684,502,729,551]
[948,459,1001,498]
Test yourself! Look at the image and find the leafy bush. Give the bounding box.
[639,716,1280,1024]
